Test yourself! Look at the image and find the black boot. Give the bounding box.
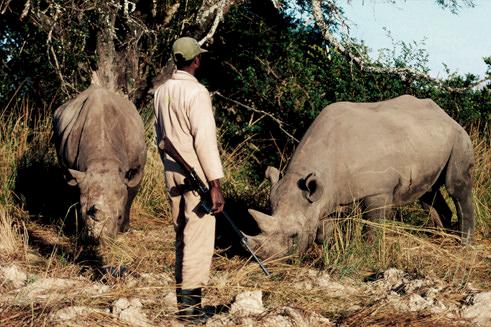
[176,288,207,324]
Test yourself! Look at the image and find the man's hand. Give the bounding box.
[209,179,225,214]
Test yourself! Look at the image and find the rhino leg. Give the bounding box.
[362,194,394,242]
[315,218,335,244]
[419,189,452,229]
[444,136,475,244]
[452,191,474,244]
[446,181,474,244]
[363,194,394,220]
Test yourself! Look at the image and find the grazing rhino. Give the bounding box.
[247,95,474,259]
[53,85,146,245]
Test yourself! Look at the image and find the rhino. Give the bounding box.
[247,95,474,259]
[53,85,147,245]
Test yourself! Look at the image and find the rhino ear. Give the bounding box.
[265,166,280,186]
[67,169,85,186]
[302,172,324,203]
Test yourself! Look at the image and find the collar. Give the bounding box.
[172,70,198,82]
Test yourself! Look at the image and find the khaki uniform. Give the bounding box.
[154,70,224,289]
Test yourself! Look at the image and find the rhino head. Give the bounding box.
[67,165,139,243]
[246,167,325,259]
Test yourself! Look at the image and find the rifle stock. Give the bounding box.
[159,136,271,277]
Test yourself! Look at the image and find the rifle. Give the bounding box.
[159,136,271,277]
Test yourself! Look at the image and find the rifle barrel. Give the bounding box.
[161,136,271,277]
[221,211,271,276]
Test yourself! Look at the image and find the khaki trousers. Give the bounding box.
[165,160,216,290]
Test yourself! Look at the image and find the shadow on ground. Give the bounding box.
[214,197,263,257]
[13,156,108,277]
[14,157,79,229]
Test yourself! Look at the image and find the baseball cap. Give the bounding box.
[172,37,208,61]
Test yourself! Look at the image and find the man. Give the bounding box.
[154,37,225,321]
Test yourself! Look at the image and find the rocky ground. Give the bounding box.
[1,260,490,326]
[1,202,490,326]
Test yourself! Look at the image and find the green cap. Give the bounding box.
[172,37,207,61]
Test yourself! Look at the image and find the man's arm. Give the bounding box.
[188,89,224,182]
[188,89,225,214]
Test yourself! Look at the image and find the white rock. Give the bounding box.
[0,265,27,288]
[293,280,314,291]
[130,298,143,308]
[382,268,407,290]
[113,297,131,315]
[404,279,426,293]
[205,315,234,326]
[85,283,109,295]
[407,293,432,311]
[462,292,491,326]
[230,291,264,315]
[52,305,103,320]
[112,297,149,327]
[385,292,406,311]
[261,314,293,326]
[313,271,332,287]
[307,312,333,326]
[119,306,149,327]
[281,307,333,327]
[293,269,356,296]
[140,272,173,286]
[13,278,81,305]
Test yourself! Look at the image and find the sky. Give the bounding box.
[342,0,491,78]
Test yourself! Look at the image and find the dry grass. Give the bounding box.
[342,306,471,327]
[0,207,28,258]
[0,103,490,326]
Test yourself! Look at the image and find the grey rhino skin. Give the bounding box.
[247,95,474,259]
[53,85,147,244]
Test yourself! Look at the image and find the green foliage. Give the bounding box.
[0,18,59,110]
[202,0,489,170]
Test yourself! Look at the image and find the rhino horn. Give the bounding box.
[248,209,276,234]
[265,166,280,186]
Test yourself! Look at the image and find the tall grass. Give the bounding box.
[0,98,490,326]
[1,99,490,292]
[0,207,26,256]
[132,109,171,218]
[471,126,491,232]
[0,101,38,259]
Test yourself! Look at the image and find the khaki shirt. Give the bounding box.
[154,70,224,182]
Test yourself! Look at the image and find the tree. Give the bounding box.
[0,0,240,108]
[203,0,489,163]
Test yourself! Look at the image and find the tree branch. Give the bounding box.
[199,0,227,46]
[311,0,490,92]
[212,91,300,143]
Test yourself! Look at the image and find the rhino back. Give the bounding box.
[54,86,146,171]
[287,95,468,205]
